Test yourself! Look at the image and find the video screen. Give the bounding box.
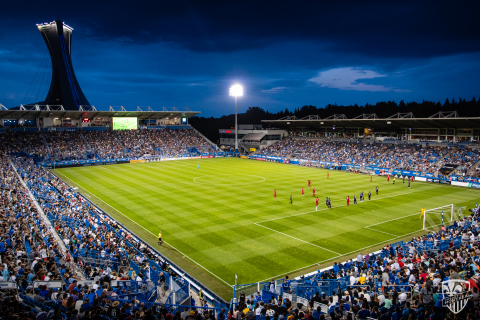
[112,117,138,130]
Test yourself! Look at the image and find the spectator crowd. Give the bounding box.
[1,131,480,319]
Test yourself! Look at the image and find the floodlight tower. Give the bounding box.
[36,20,90,110]
[229,84,243,153]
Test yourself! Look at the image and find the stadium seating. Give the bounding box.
[258,138,480,180]
[2,130,480,319]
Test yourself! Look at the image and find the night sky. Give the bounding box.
[1,1,479,117]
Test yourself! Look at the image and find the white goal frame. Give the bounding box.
[423,204,454,230]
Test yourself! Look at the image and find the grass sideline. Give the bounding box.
[52,158,480,299]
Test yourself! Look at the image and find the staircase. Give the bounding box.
[156,288,173,304]
[367,146,390,166]
[466,158,480,176]
[436,147,457,169]
[40,131,53,158]
[79,131,93,150]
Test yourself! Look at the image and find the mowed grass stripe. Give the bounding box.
[54,158,480,288]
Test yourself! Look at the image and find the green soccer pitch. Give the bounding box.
[52,158,480,298]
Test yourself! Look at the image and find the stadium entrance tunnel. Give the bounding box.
[193,174,265,186]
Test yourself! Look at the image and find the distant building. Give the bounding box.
[219,124,287,152]
[32,20,91,110]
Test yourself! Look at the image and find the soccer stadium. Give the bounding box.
[2,8,480,320]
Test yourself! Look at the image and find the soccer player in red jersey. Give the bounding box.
[327,172,329,179]
[313,188,316,197]
[274,189,276,198]
[387,175,390,183]
[370,175,373,182]
[302,187,304,196]
[308,180,311,187]
[316,197,319,207]
[346,196,350,206]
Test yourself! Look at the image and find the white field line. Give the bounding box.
[256,190,417,224]
[364,212,420,228]
[53,170,234,288]
[254,223,342,256]
[98,166,111,171]
[364,227,397,236]
[255,228,428,284]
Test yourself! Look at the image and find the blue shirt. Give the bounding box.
[88,293,96,302]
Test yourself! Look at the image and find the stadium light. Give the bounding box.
[229,84,243,153]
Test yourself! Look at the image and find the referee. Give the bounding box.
[158,231,162,245]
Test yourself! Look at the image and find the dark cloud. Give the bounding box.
[1,1,479,116]
[2,1,480,58]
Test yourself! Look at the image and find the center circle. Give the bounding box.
[194,174,265,185]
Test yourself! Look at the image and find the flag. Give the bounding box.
[420,208,426,219]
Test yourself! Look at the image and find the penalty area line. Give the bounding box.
[254,222,341,256]
[53,171,234,288]
[255,228,429,284]
[364,227,397,237]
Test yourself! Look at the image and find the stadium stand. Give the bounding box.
[2,129,480,319]
[257,138,480,180]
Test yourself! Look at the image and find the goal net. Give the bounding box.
[423,204,458,231]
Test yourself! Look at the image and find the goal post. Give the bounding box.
[423,204,454,230]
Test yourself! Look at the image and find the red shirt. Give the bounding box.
[316,199,319,205]
[419,273,427,282]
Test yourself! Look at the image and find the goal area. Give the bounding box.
[423,204,459,231]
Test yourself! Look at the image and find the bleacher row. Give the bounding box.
[231,210,480,319]
[0,151,228,319]
[1,130,480,319]
[257,138,480,179]
[1,128,214,163]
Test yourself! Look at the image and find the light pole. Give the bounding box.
[229,84,243,153]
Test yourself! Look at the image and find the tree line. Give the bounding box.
[189,97,480,143]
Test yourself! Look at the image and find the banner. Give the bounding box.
[283,293,292,301]
[130,159,146,163]
[250,148,256,152]
[76,280,96,287]
[296,296,308,306]
[0,282,17,289]
[33,281,63,289]
[313,302,329,314]
[45,127,78,132]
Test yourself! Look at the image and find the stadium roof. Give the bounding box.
[262,112,480,129]
[241,132,267,141]
[0,105,200,120]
